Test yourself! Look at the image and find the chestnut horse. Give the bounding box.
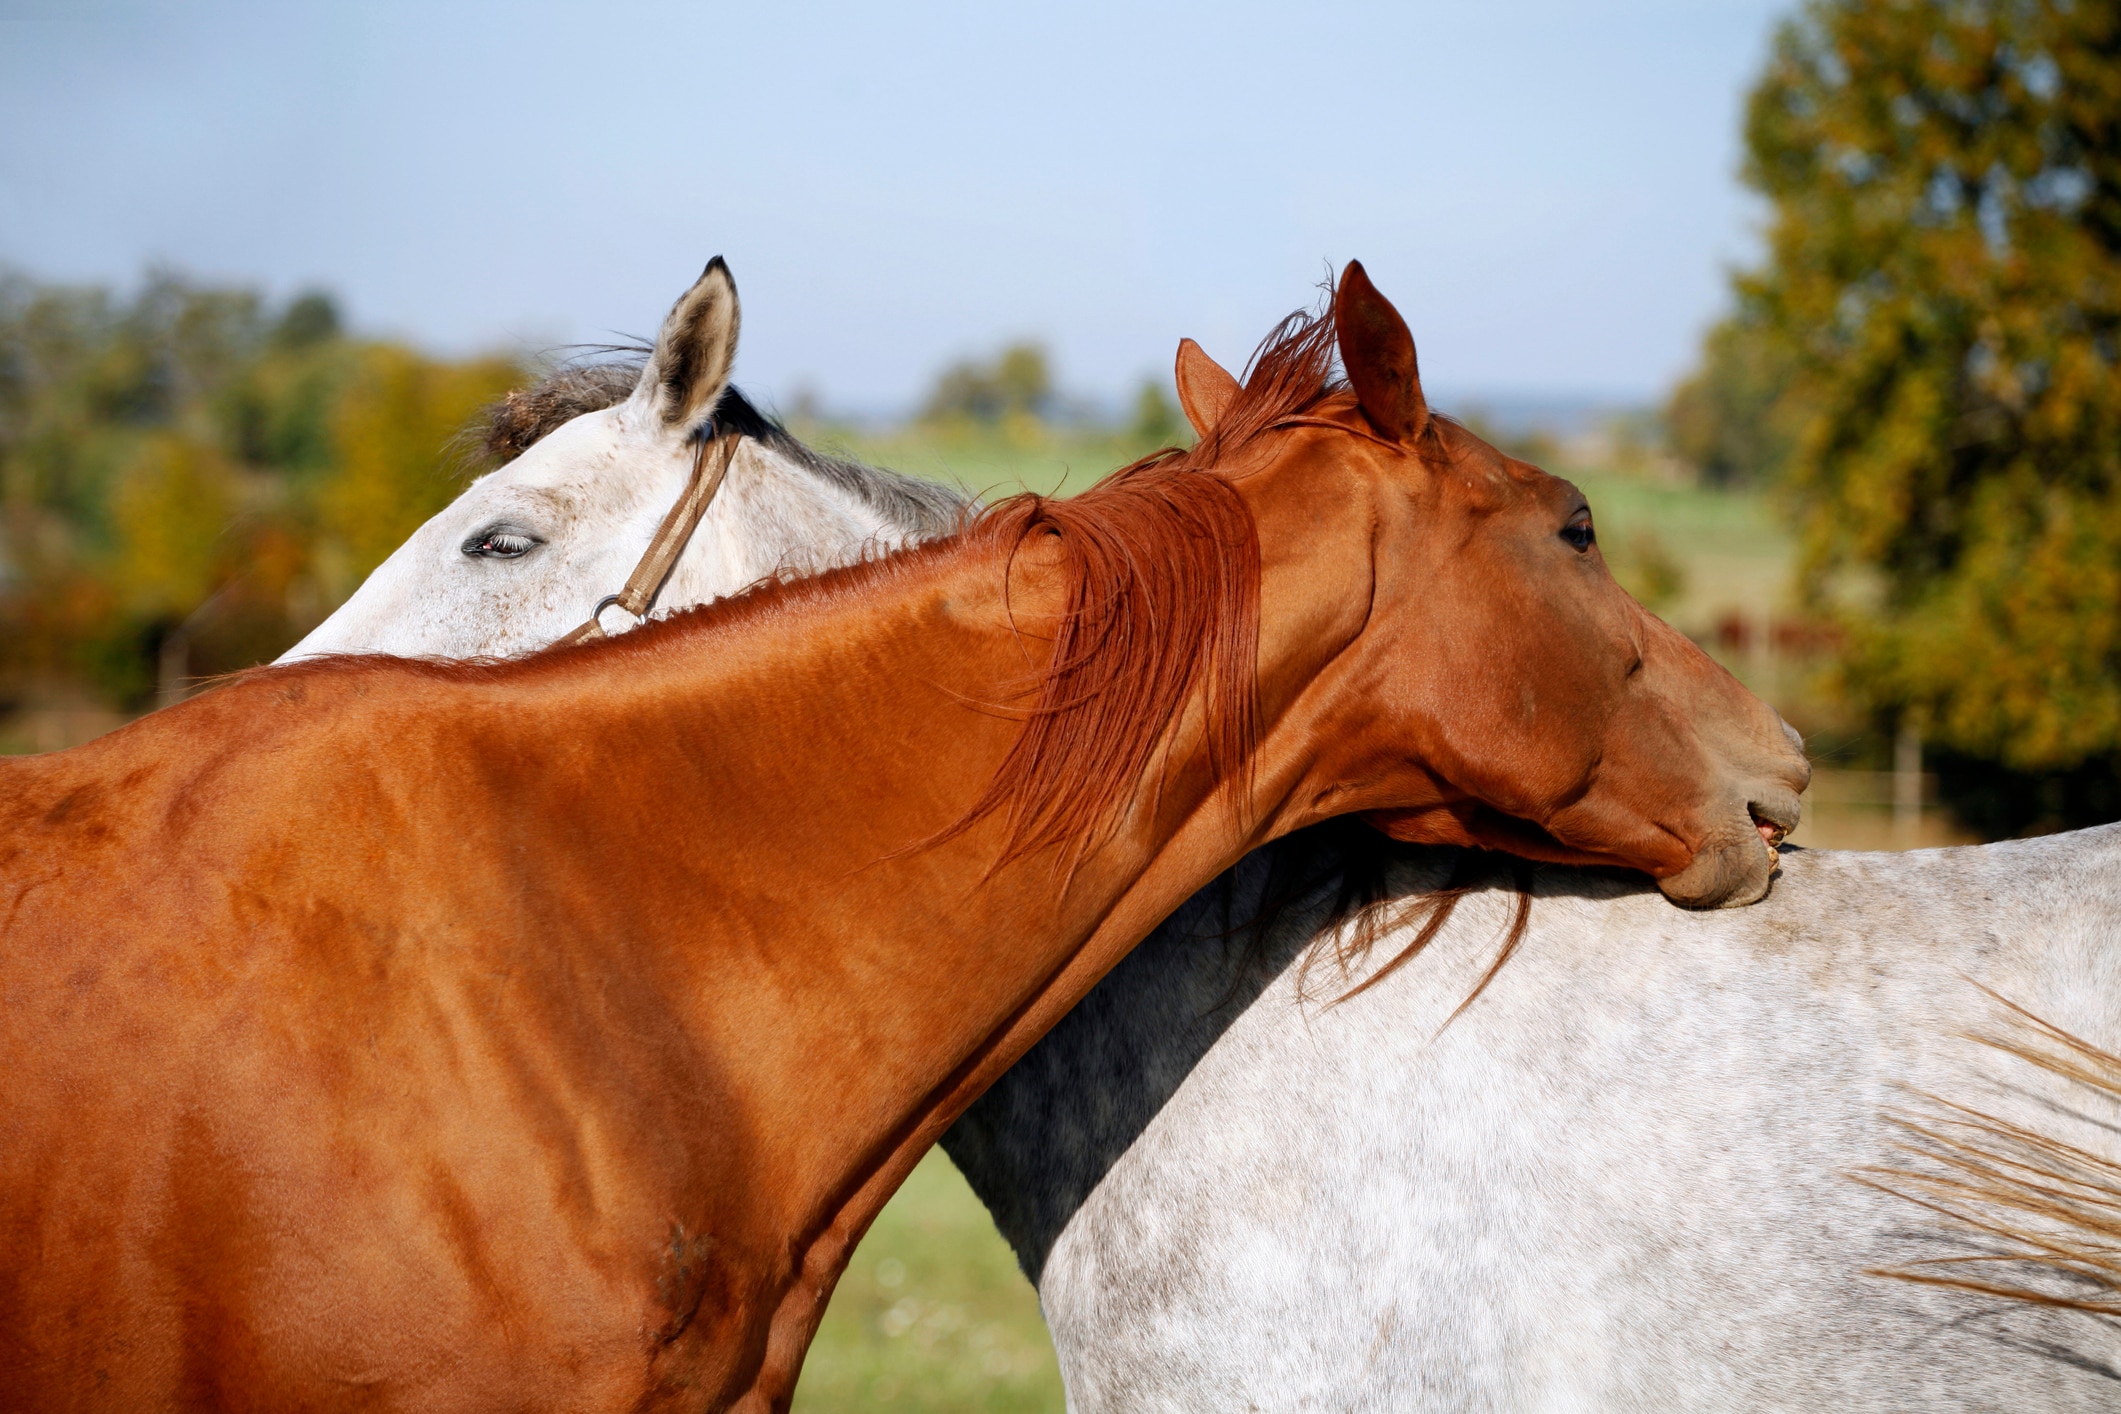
[0,263,1809,1412]
[272,275,2116,1406]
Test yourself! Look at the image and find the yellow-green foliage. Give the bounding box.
[320,345,519,592]
[0,271,524,705]
[1740,0,2121,771]
[112,433,236,616]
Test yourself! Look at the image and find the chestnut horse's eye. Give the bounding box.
[1560,517,1596,552]
[463,529,542,559]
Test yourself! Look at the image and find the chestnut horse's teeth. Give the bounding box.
[1753,814,1788,872]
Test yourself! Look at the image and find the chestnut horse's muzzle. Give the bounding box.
[1656,764,1808,909]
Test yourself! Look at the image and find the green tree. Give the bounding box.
[1738,0,2121,816]
[919,341,1053,424]
[1128,377,1184,449]
[1664,310,1805,487]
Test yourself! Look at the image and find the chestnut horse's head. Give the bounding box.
[1186,262,1809,908]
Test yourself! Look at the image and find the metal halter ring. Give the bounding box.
[590,594,642,633]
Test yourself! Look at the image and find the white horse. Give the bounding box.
[950,828,2121,1411]
[292,263,2121,1409]
[284,257,963,661]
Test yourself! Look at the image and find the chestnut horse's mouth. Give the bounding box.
[1754,812,1789,871]
[1455,791,1801,909]
[1645,785,1803,910]
[1747,719,1809,878]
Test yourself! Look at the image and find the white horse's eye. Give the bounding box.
[463,529,542,559]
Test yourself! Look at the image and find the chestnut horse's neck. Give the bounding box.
[247,457,1357,1407]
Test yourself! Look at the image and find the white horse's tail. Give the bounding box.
[1858,988,2121,1320]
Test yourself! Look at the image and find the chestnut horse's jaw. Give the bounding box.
[1656,816,1780,908]
[1654,776,1806,909]
[1376,704,1810,909]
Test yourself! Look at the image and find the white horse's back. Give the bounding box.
[963,832,2121,1411]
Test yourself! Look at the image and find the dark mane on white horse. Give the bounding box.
[477,347,966,537]
[481,346,646,461]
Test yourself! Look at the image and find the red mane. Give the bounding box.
[946,299,1344,870]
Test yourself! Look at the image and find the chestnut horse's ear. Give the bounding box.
[634,256,741,434]
[1334,260,1429,444]
[1174,338,1241,438]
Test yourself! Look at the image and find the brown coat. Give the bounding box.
[0,267,1806,1411]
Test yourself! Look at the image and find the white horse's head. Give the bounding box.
[284,259,965,661]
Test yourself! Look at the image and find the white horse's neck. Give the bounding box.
[675,424,959,596]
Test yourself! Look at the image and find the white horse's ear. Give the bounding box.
[1174,338,1240,439]
[635,257,741,434]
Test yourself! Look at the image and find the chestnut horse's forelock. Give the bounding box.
[1197,300,1347,464]
[945,300,1347,872]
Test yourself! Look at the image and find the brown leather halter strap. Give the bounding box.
[557,431,742,647]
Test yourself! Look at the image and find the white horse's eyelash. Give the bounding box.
[464,531,540,558]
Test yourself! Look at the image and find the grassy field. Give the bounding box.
[792,1152,1064,1414]
[807,420,1149,503]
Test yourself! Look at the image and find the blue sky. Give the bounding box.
[0,0,1792,412]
